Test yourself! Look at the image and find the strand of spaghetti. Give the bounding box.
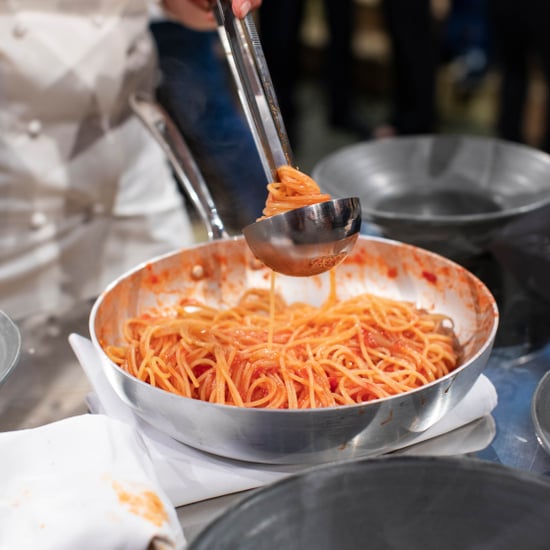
[196,360,218,402]
[307,344,320,408]
[320,356,391,401]
[175,346,200,391]
[151,357,182,395]
[260,165,331,218]
[327,269,338,306]
[279,352,298,408]
[245,375,277,407]
[214,346,244,406]
[172,347,193,395]
[268,270,276,349]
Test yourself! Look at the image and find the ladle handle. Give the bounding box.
[214,0,293,182]
[130,93,229,241]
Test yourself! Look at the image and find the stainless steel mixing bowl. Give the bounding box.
[312,135,550,258]
[89,235,498,464]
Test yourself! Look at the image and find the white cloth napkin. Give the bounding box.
[69,334,498,508]
[0,414,185,550]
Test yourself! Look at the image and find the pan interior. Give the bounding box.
[92,236,497,365]
[377,188,502,217]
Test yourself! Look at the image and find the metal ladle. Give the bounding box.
[131,94,360,276]
[213,0,361,276]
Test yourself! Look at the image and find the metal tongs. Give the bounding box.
[213,1,292,181]
[213,1,361,277]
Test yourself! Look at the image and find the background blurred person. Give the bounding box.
[374,0,439,138]
[258,0,371,148]
[0,0,259,321]
[488,0,550,152]
[442,0,490,101]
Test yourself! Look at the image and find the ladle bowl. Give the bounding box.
[131,93,361,277]
[243,197,361,276]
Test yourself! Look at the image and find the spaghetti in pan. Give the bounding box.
[103,271,460,409]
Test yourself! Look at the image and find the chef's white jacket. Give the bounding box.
[0,0,194,321]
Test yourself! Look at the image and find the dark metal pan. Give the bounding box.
[189,455,550,550]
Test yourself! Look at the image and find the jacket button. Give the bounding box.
[27,119,42,138]
[13,23,27,38]
[29,211,48,230]
[92,203,105,215]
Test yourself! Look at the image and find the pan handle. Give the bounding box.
[130,92,229,241]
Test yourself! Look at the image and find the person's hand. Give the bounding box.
[164,0,261,22]
[227,0,262,19]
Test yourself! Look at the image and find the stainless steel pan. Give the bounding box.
[312,135,550,258]
[89,100,498,465]
[89,234,498,464]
